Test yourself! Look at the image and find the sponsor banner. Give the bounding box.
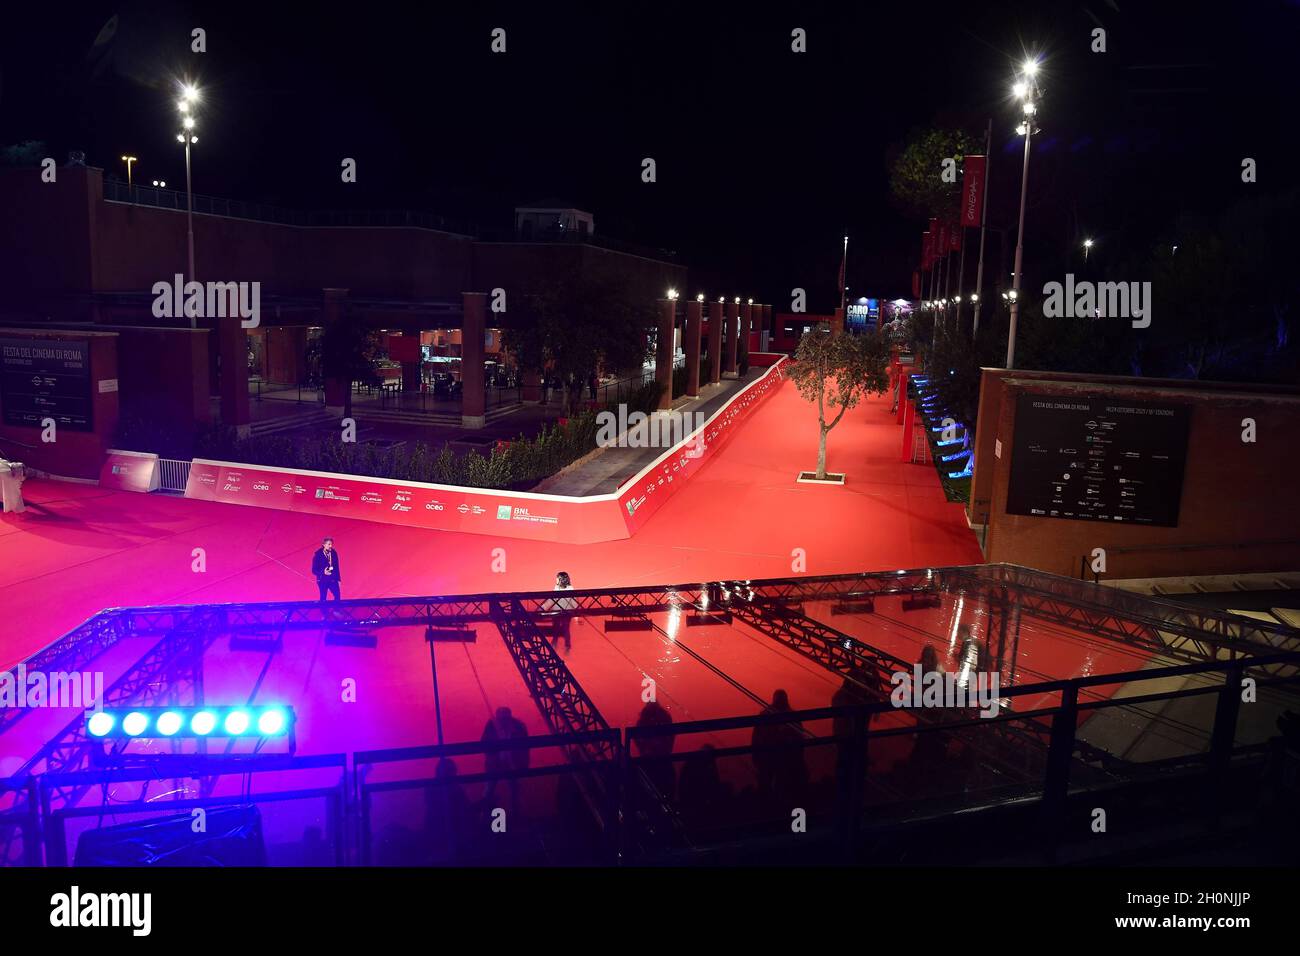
[618,358,788,535]
[961,155,986,227]
[949,220,962,252]
[99,449,160,493]
[184,461,628,544]
[183,358,790,544]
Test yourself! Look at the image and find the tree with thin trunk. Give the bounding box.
[320,315,378,421]
[788,325,890,480]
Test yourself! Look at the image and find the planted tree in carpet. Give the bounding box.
[788,325,890,481]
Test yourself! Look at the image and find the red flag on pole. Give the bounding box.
[936,221,948,256]
[949,220,962,252]
[922,231,933,269]
[961,156,986,227]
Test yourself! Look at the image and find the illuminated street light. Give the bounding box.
[1084,238,1094,262]
[1006,56,1042,369]
[696,293,704,302]
[175,81,201,326]
[667,288,678,300]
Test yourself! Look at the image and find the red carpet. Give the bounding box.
[1,379,983,668]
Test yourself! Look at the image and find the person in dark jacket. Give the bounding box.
[481,706,530,815]
[751,689,808,810]
[310,537,341,601]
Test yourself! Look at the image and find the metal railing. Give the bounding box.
[103,180,475,236]
[158,458,191,493]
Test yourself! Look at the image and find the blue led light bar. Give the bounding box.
[85,706,295,740]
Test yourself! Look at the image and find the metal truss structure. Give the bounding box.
[5,563,1298,865]
[488,599,613,761]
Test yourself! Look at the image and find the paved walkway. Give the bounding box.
[535,370,765,496]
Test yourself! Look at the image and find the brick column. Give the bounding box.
[522,369,542,403]
[322,288,350,412]
[656,298,676,410]
[724,300,740,376]
[461,292,487,428]
[217,286,251,437]
[708,299,724,384]
[684,298,703,397]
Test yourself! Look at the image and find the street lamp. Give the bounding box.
[1084,238,1094,261]
[176,83,201,326]
[120,155,138,193]
[1005,56,1042,369]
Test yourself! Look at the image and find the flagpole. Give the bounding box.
[971,118,993,338]
[955,219,967,333]
[839,234,848,314]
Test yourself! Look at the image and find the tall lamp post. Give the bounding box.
[120,155,137,198]
[1005,58,1041,369]
[1083,238,1094,262]
[176,84,200,328]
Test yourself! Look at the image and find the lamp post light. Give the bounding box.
[177,84,200,326]
[120,155,138,195]
[1083,238,1094,262]
[1006,57,1041,370]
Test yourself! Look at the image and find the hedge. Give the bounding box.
[116,379,665,492]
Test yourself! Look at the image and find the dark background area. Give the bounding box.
[1,0,1297,311]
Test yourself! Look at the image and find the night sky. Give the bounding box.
[2,0,1297,311]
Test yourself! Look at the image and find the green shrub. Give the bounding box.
[126,375,671,491]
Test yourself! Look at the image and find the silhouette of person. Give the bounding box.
[424,757,470,862]
[634,701,677,801]
[677,744,731,829]
[481,706,529,816]
[751,689,808,811]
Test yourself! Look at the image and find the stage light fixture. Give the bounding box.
[191,710,217,735]
[84,705,295,740]
[122,712,148,736]
[87,712,115,737]
[258,709,287,735]
[156,711,183,736]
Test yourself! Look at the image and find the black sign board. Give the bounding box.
[1006,393,1190,526]
[0,337,93,431]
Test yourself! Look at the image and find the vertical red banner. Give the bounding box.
[912,271,920,298]
[922,231,933,269]
[936,221,948,255]
[961,155,986,227]
[949,220,962,252]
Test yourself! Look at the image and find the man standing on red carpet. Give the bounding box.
[311,537,342,601]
